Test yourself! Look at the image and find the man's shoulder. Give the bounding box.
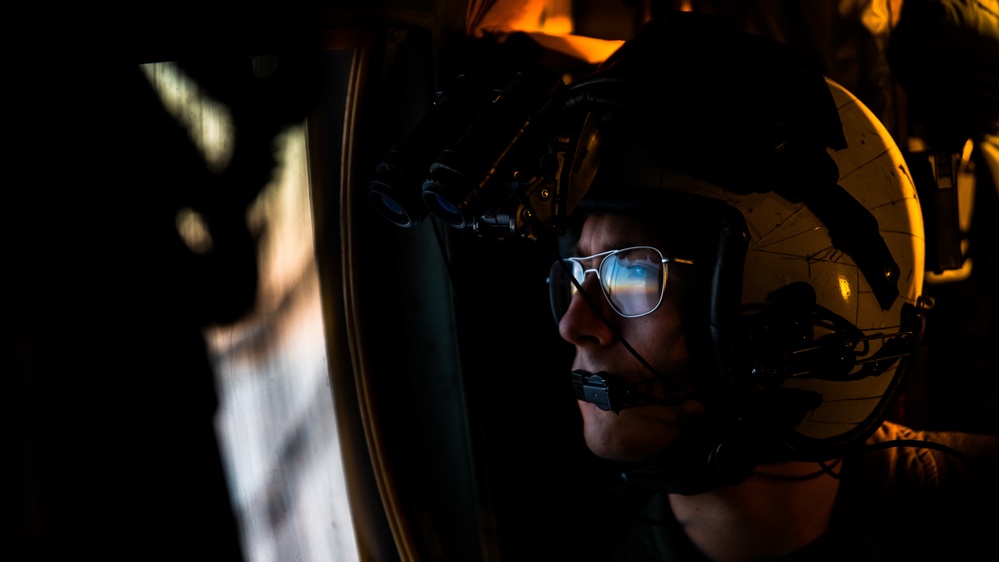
[866,420,999,474]
[841,420,999,557]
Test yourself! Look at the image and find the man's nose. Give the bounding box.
[558,272,615,346]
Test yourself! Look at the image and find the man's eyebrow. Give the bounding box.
[569,238,649,257]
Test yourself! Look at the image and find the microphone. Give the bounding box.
[571,370,693,413]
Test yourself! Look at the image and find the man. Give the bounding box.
[542,11,999,561]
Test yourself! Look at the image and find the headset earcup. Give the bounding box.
[727,282,818,390]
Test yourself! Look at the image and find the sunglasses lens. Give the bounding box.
[548,247,667,322]
[601,247,665,317]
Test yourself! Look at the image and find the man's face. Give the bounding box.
[558,213,705,462]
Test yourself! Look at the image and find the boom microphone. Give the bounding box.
[571,370,694,413]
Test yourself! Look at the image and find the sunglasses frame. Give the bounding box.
[550,246,693,320]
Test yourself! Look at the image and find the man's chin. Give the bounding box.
[578,400,683,462]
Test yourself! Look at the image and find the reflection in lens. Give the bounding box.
[379,194,405,216]
[604,248,665,317]
[421,183,470,227]
[433,194,460,216]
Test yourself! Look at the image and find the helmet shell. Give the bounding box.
[661,78,925,446]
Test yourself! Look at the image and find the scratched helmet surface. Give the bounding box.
[660,78,925,448]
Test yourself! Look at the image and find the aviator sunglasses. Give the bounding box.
[548,246,694,321]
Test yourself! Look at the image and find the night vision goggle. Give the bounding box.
[367,63,581,239]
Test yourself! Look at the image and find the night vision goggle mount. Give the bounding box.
[368,63,580,239]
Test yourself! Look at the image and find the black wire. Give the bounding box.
[817,458,843,480]
[852,438,975,465]
[814,438,976,480]
[752,459,844,482]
